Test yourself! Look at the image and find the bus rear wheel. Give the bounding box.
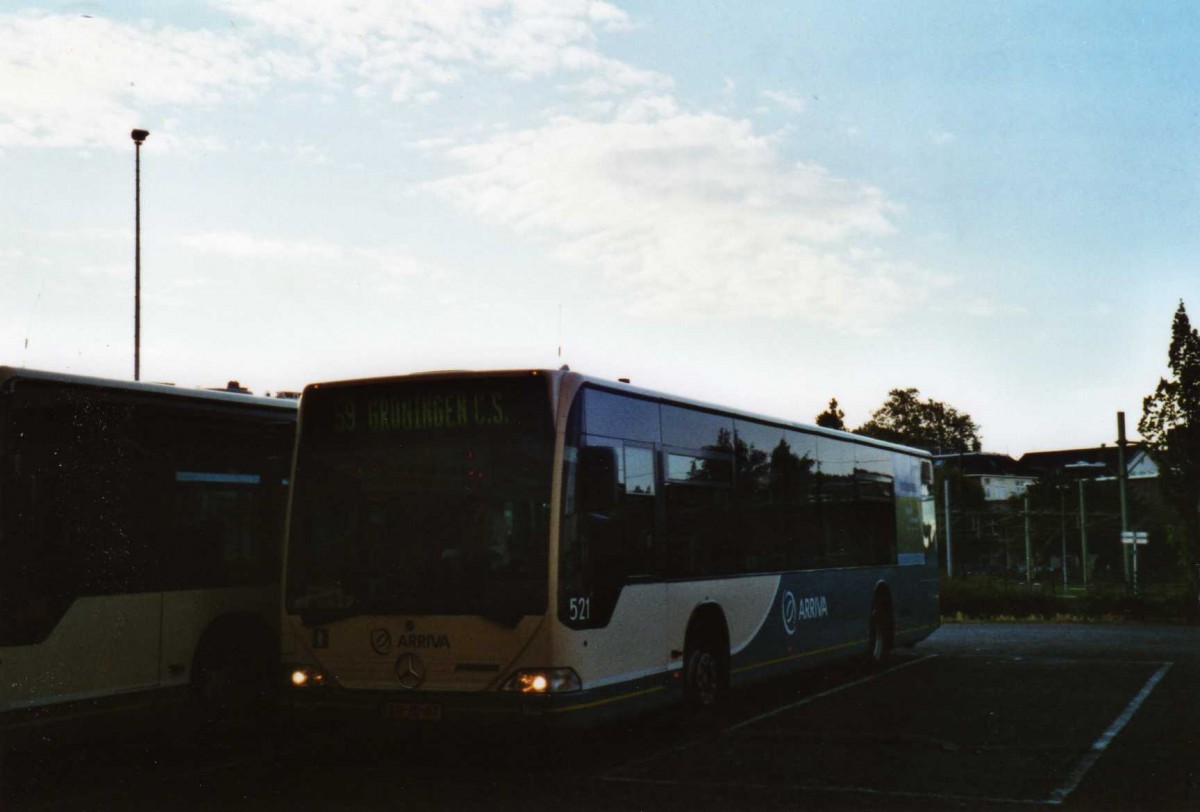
[192,626,275,722]
[866,596,893,670]
[683,633,727,709]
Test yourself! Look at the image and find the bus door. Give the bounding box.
[569,439,668,687]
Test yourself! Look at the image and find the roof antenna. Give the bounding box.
[23,285,43,368]
[556,302,571,371]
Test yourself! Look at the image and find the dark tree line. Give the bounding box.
[1140,301,1200,597]
[805,301,1200,597]
[816,389,982,454]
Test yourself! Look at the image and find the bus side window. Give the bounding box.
[621,445,656,576]
[150,407,288,589]
[664,452,735,576]
[578,444,619,514]
[855,447,897,566]
[0,389,153,642]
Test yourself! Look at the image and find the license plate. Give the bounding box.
[383,701,443,721]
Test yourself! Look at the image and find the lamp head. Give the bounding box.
[131,129,149,145]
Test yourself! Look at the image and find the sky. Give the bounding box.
[2,1,1198,456]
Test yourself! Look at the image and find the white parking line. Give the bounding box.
[603,654,1173,808]
[724,654,937,734]
[1046,662,1173,806]
[604,655,938,779]
[600,774,1049,808]
[604,657,1166,806]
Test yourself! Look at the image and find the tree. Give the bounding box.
[1139,301,1200,596]
[855,387,982,453]
[815,398,846,430]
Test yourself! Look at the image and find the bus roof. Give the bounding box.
[0,366,297,413]
[302,367,930,459]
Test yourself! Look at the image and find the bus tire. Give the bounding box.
[866,593,894,670]
[683,619,728,709]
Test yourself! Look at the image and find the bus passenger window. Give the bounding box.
[625,446,655,496]
[621,446,656,576]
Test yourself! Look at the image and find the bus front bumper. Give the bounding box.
[281,676,672,730]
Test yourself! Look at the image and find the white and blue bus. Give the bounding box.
[282,369,938,726]
[0,368,296,740]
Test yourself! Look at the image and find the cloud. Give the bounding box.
[427,97,927,324]
[216,0,668,100]
[250,139,329,163]
[179,231,341,261]
[78,263,129,279]
[762,89,808,114]
[0,2,664,149]
[38,226,132,244]
[954,297,1027,318]
[178,230,438,280]
[0,11,302,148]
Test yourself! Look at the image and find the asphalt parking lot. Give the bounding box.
[7,622,1200,811]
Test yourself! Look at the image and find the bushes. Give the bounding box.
[940,575,1194,623]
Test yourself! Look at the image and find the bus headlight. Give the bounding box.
[289,665,329,688]
[500,668,582,694]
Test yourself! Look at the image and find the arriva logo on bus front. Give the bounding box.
[781,590,829,636]
[395,633,451,650]
[370,630,452,655]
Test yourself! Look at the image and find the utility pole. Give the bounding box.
[1079,479,1089,588]
[1117,412,1136,597]
[944,477,954,578]
[1060,486,1069,589]
[131,128,149,381]
[1024,494,1032,586]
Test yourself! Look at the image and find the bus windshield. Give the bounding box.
[286,376,554,626]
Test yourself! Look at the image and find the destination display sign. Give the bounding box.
[306,376,549,441]
[333,391,510,434]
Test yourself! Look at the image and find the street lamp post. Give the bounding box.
[131,128,149,381]
[1117,412,1136,597]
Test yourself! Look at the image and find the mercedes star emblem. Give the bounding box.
[394,653,426,689]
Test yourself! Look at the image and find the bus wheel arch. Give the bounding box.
[682,603,730,709]
[191,613,278,719]
[866,584,895,670]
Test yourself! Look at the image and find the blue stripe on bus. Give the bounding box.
[175,471,261,485]
[898,553,926,566]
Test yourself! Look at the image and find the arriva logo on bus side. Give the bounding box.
[781,590,829,636]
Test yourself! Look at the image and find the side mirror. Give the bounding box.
[578,446,618,514]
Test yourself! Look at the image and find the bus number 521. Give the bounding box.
[568,597,591,622]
